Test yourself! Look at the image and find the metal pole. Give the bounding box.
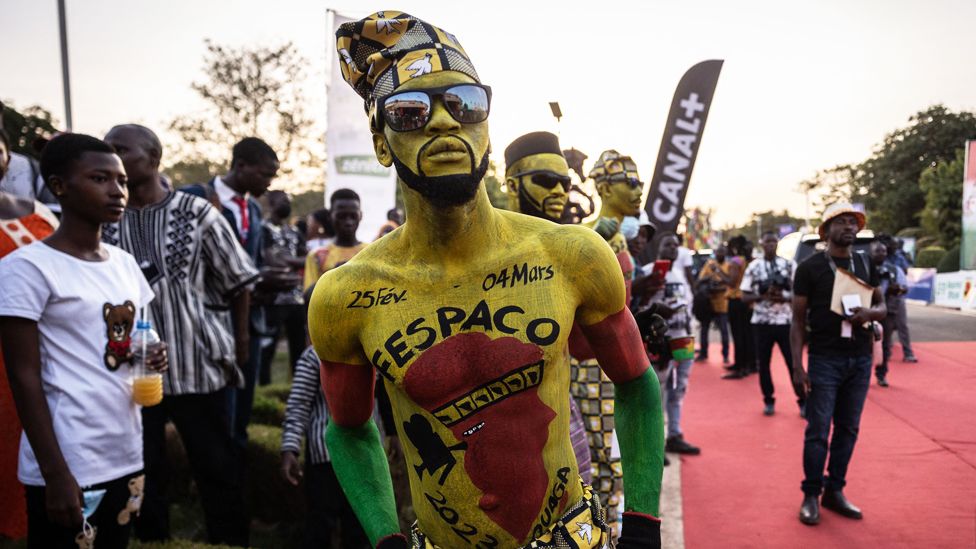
[58,0,73,131]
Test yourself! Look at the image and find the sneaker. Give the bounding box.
[877,375,889,388]
[666,435,701,455]
[904,355,918,363]
[695,354,708,363]
[763,403,775,416]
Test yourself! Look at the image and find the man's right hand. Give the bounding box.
[46,470,83,528]
[791,367,810,399]
[280,451,302,486]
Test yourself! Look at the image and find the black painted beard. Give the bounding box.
[517,185,560,222]
[390,139,489,208]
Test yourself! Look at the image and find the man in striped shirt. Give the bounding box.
[280,345,370,548]
[102,125,259,546]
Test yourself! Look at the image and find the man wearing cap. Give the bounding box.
[310,11,664,549]
[503,132,572,222]
[791,202,885,526]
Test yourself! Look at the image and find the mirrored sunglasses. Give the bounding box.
[377,83,492,132]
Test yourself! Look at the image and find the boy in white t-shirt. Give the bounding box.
[0,134,165,548]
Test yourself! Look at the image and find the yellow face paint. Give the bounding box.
[505,153,570,221]
[375,71,491,181]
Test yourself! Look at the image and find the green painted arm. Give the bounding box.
[325,419,400,546]
[614,369,665,516]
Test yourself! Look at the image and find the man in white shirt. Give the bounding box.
[740,231,804,416]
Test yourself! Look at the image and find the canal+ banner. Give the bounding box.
[326,11,398,241]
[644,60,723,239]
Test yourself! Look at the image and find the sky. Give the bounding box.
[4,0,976,227]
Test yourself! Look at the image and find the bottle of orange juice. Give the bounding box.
[131,320,163,407]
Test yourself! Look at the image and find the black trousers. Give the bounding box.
[137,389,249,546]
[728,298,756,372]
[304,461,369,549]
[26,470,141,549]
[259,303,307,385]
[754,323,804,405]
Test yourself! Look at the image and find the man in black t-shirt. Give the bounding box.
[790,203,886,526]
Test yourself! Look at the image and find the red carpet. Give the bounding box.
[678,341,976,548]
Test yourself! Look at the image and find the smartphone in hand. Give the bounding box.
[652,259,671,281]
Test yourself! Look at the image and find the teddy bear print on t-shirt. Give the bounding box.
[103,300,135,370]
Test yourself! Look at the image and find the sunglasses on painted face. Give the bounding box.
[376,83,492,132]
[604,172,643,189]
[511,170,572,191]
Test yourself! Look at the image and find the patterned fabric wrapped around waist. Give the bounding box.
[410,479,609,549]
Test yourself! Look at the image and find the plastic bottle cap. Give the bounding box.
[136,320,151,330]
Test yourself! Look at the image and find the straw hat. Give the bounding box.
[818,202,866,239]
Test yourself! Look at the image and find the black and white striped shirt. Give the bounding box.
[103,191,259,395]
[281,346,331,464]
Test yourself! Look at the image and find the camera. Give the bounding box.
[758,270,791,295]
[877,264,895,282]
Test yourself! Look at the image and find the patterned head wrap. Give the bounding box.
[335,11,480,107]
[587,150,641,184]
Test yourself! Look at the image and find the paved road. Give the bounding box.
[704,301,975,347]
[903,301,976,342]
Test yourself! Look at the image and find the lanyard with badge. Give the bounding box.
[823,252,873,339]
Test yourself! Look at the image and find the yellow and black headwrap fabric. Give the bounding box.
[335,11,480,107]
[587,150,641,183]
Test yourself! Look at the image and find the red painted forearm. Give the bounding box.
[579,308,649,384]
[320,359,376,426]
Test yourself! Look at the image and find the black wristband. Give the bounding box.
[376,533,409,549]
[615,511,662,549]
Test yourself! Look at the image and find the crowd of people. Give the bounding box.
[0,10,921,549]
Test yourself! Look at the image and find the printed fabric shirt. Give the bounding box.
[281,347,331,464]
[303,242,369,289]
[0,243,154,487]
[649,265,692,338]
[103,192,260,395]
[740,256,796,325]
[261,220,306,305]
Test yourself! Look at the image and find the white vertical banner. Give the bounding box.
[326,11,398,242]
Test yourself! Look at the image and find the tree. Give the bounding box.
[1,102,60,160]
[797,163,858,222]
[723,209,808,244]
[483,161,508,209]
[919,148,964,249]
[849,105,976,234]
[165,40,323,191]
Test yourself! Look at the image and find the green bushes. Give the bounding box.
[251,394,286,427]
[936,245,961,273]
[916,246,946,268]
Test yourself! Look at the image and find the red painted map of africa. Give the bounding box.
[403,332,557,542]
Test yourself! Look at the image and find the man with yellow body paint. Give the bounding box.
[310,12,664,549]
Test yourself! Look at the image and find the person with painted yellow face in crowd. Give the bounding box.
[503,132,571,223]
[587,151,644,252]
[310,11,664,549]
